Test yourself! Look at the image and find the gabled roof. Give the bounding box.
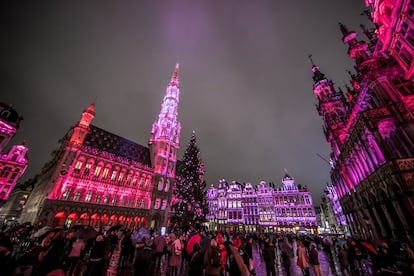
[83,125,151,167]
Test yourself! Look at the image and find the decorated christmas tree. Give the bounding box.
[170,131,208,232]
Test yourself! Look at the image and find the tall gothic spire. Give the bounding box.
[169,63,180,87]
[149,64,182,177]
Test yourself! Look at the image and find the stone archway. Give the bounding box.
[53,211,66,226]
[65,212,78,228]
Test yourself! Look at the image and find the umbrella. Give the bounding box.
[107,224,123,233]
[69,224,86,232]
[34,226,52,238]
[360,241,378,255]
[74,227,98,240]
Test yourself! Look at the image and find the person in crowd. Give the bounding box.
[63,237,85,276]
[186,227,201,257]
[0,230,13,276]
[188,243,203,276]
[337,244,350,276]
[167,233,182,276]
[154,231,167,272]
[134,238,156,276]
[280,237,293,276]
[204,239,221,276]
[84,234,106,276]
[218,242,227,276]
[401,242,414,272]
[120,230,133,268]
[225,241,249,276]
[262,238,276,276]
[38,230,65,276]
[232,234,242,250]
[296,240,310,276]
[243,236,255,275]
[309,243,322,276]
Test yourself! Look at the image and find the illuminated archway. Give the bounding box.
[101,214,109,225]
[134,217,140,228]
[79,213,89,225]
[119,215,126,226]
[65,213,78,228]
[90,213,99,227]
[110,215,118,225]
[53,211,66,226]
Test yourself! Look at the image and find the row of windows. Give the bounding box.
[73,160,152,189]
[61,188,149,208]
[0,166,20,180]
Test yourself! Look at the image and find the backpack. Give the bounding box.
[210,247,221,267]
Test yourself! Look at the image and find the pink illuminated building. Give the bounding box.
[0,103,28,206]
[20,65,183,229]
[312,1,414,243]
[206,174,317,233]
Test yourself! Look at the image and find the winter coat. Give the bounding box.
[309,247,320,265]
[134,246,156,276]
[262,244,276,266]
[297,245,309,269]
[168,239,182,267]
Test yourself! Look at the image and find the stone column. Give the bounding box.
[380,204,397,239]
[392,200,414,245]
[371,206,388,238]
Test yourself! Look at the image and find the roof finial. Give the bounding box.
[308,54,315,66]
[339,22,350,36]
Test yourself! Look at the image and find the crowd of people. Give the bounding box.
[1,221,414,276]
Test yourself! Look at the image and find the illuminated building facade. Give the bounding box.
[206,174,317,233]
[20,65,182,229]
[312,1,414,243]
[0,103,28,205]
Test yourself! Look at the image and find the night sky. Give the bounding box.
[1,1,371,205]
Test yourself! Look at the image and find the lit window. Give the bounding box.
[74,161,83,173]
[154,198,161,209]
[73,190,82,201]
[94,166,102,177]
[85,192,92,202]
[118,172,124,183]
[102,168,109,179]
[126,175,131,185]
[84,163,92,175]
[112,196,118,205]
[158,178,164,191]
[62,188,72,200]
[94,193,101,203]
[104,194,110,204]
[111,171,117,181]
[164,179,170,192]
[132,176,137,187]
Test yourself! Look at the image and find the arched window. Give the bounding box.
[158,178,164,191]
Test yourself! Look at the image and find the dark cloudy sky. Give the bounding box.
[1,1,371,205]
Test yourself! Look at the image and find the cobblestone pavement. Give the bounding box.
[117,240,343,276]
[253,240,343,276]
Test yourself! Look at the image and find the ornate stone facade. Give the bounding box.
[206,174,317,233]
[19,65,183,230]
[0,103,28,207]
[313,2,414,244]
